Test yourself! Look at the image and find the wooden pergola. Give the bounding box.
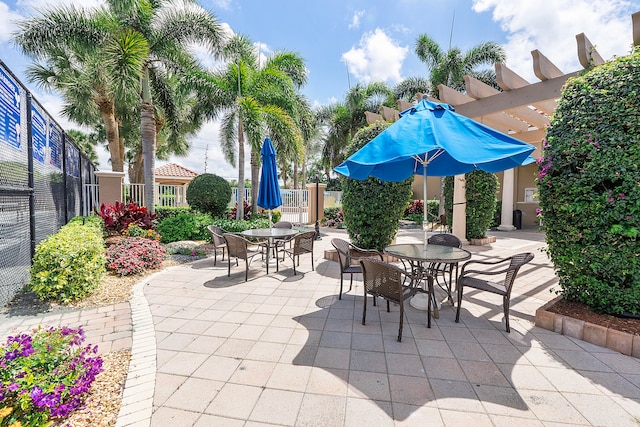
[365,11,640,235]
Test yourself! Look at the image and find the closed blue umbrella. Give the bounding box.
[257,137,282,228]
[335,99,536,245]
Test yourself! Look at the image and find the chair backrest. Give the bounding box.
[207,225,227,248]
[428,233,461,248]
[274,221,293,229]
[504,252,535,293]
[359,258,404,302]
[223,233,248,259]
[294,230,316,253]
[331,238,352,271]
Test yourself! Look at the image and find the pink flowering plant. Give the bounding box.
[0,326,103,427]
[537,48,640,315]
[106,237,167,276]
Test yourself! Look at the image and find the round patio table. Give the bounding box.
[241,228,299,273]
[384,243,471,317]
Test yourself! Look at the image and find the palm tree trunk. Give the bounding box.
[236,120,245,220]
[250,148,259,214]
[141,67,156,213]
[129,150,144,183]
[293,159,299,189]
[97,99,123,172]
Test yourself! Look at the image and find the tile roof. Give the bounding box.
[154,163,199,178]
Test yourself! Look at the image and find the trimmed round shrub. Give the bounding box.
[106,237,167,276]
[186,173,232,218]
[341,122,414,250]
[157,212,213,243]
[538,48,640,315]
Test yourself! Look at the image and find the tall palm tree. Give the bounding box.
[317,82,394,175]
[415,34,505,98]
[14,1,226,212]
[194,35,306,219]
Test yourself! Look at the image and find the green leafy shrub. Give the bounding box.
[465,170,498,239]
[154,206,192,222]
[322,207,344,227]
[186,173,232,218]
[538,48,640,315]
[443,171,498,239]
[0,326,103,427]
[67,214,104,233]
[123,223,161,241]
[403,200,440,222]
[342,122,413,250]
[157,212,213,243]
[252,210,282,223]
[106,237,167,276]
[97,201,157,235]
[230,201,252,220]
[29,223,105,304]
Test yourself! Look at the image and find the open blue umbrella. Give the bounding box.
[335,99,536,245]
[257,137,282,228]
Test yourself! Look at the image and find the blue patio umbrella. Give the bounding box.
[335,99,536,246]
[257,137,282,228]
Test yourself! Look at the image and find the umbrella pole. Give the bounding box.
[423,163,428,251]
[269,210,273,229]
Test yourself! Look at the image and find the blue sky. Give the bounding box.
[1,0,639,179]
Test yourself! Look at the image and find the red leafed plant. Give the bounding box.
[404,200,424,216]
[97,201,157,235]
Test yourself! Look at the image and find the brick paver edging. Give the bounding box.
[115,270,163,427]
[536,296,640,359]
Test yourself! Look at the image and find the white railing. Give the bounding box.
[83,184,100,215]
[121,183,189,208]
[281,189,308,224]
[229,188,252,206]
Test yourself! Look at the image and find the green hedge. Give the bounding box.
[342,122,413,250]
[29,222,106,304]
[538,48,640,315]
[154,206,192,222]
[157,213,214,243]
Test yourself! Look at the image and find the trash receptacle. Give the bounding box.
[513,209,522,229]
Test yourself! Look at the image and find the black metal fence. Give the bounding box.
[0,60,98,306]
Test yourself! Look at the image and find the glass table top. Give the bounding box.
[384,243,471,263]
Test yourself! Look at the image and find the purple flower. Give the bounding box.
[619,193,626,200]
[608,197,615,202]
[8,382,19,392]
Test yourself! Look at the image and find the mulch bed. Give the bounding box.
[546,298,640,336]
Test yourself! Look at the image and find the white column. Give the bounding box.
[498,168,517,231]
[452,174,466,242]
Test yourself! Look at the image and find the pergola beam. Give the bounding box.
[576,33,604,68]
[532,49,564,81]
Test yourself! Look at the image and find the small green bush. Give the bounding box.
[186,173,232,218]
[154,206,192,222]
[157,212,213,243]
[67,214,104,233]
[342,122,414,250]
[29,223,106,304]
[106,237,167,276]
[538,48,640,315]
[252,210,282,224]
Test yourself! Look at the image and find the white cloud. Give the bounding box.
[349,10,365,30]
[472,0,636,82]
[0,2,21,43]
[210,0,232,11]
[342,28,408,84]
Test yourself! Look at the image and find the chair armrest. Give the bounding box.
[460,267,513,277]
[349,244,383,260]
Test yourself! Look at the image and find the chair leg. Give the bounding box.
[222,248,225,261]
[348,274,353,292]
[362,292,367,325]
[504,296,511,333]
[214,250,217,266]
[228,257,231,277]
[455,285,463,323]
[397,302,404,342]
[386,300,390,312]
[293,255,297,275]
[339,275,343,299]
[245,259,248,282]
[311,253,314,271]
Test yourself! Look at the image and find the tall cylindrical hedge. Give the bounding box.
[538,48,640,315]
[341,122,414,250]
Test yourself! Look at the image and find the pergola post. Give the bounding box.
[498,168,517,231]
